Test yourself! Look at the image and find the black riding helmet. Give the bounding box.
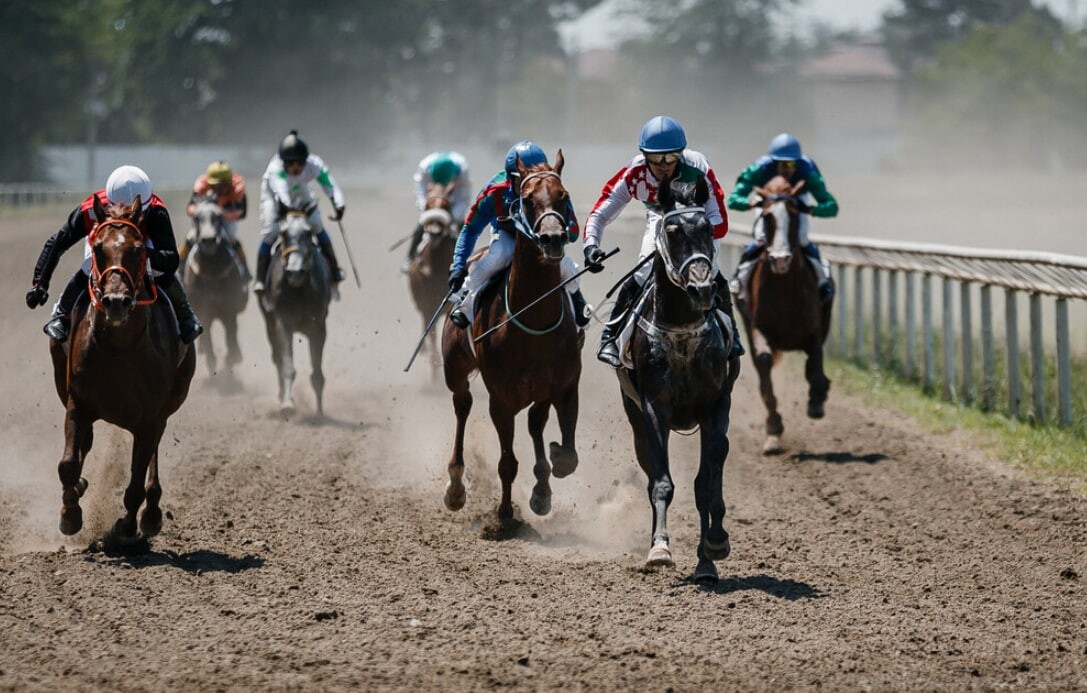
[278,130,309,164]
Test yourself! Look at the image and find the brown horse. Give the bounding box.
[440,151,581,520]
[49,196,196,543]
[408,181,458,381]
[737,175,832,454]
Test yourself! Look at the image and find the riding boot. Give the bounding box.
[318,236,346,284]
[597,276,640,368]
[401,222,424,274]
[43,270,85,342]
[232,239,252,282]
[161,274,204,344]
[804,244,835,303]
[449,289,474,329]
[570,288,592,328]
[728,240,764,296]
[714,273,745,359]
[180,235,194,263]
[253,246,271,294]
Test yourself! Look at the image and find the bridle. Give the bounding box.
[87,218,157,312]
[510,170,571,242]
[654,205,713,289]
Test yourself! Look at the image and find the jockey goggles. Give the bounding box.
[644,151,681,165]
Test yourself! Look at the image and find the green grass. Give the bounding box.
[828,358,1087,496]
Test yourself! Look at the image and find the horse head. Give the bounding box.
[190,193,227,256]
[513,150,570,263]
[753,176,805,275]
[276,201,318,289]
[656,173,716,312]
[420,181,456,241]
[89,195,153,326]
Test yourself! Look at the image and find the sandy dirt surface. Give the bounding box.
[1,185,1085,691]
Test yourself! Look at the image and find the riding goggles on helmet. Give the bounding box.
[644,151,681,165]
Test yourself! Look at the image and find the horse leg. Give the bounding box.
[527,401,552,516]
[625,396,675,569]
[198,326,217,376]
[693,398,733,582]
[444,383,472,512]
[752,329,784,454]
[58,404,93,535]
[490,401,519,520]
[111,426,159,543]
[548,384,579,479]
[805,339,831,419]
[139,445,164,537]
[224,312,243,372]
[309,325,327,418]
[275,323,296,416]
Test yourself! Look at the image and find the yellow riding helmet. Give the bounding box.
[206,160,233,185]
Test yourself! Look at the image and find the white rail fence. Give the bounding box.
[721,227,1087,430]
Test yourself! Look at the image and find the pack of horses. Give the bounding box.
[43,158,832,581]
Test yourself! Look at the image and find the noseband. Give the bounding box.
[511,171,570,241]
[87,218,157,312]
[655,205,713,288]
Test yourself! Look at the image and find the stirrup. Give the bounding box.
[597,339,622,368]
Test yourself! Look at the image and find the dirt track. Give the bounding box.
[1,187,1085,691]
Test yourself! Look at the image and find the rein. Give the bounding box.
[87,218,158,312]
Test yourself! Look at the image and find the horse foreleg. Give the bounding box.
[140,444,164,537]
[309,326,327,418]
[637,397,675,569]
[527,401,552,516]
[490,401,519,520]
[112,426,161,543]
[275,323,296,416]
[804,339,831,419]
[198,327,217,376]
[752,329,783,454]
[693,398,733,582]
[549,384,579,479]
[444,385,472,512]
[224,312,243,372]
[58,403,93,535]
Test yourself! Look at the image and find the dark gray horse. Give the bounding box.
[259,203,332,417]
[615,173,741,582]
[183,195,248,377]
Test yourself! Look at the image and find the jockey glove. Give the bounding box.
[448,268,466,292]
[584,245,607,273]
[25,285,48,309]
[795,199,811,214]
[332,205,345,221]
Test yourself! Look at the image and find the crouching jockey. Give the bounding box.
[447,140,591,330]
[584,115,744,368]
[727,132,838,304]
[402,151,472,274]
[26,165,204,344]
[184,159,251,281]
[254,130,346,295]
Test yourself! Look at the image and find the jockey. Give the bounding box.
[727,132,838,303]
[25,165,204,344]
[184,159,250,280]
[401,151,473,274]
[583,115,743,368]
[447,140,590,330]
[255,130,346,294]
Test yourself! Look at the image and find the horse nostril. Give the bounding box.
[122,296,133,309]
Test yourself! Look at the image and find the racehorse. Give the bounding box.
[183,194,248,377]
[737,175,832,454]
[408,181,458,381]
[440,151,582,520]
[615,173,740,582]
[259,202,332,417]
[48,195,196,543]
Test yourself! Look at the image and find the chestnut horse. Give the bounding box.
[49,196,196,543]
[183,195,248,377]
[408,181,458,381]
[259,202,332,417]
[441,151,581,520]
[737,175,832,454]
[615,174,740,582]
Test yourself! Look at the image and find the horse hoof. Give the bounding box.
[703,534,731,561]
[280,402,296,418]
[549,442,578,479]
[645,544,674,569]
[807,402,825,419]
[529,490,551,516]
[139,508,163,537]
[693,559,719,583]
[59,506,83,535]
[444,481,466,512]
[762,435,783,455]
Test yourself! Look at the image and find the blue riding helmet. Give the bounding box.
[639,115,687,153]
[427,155,460,185]
[504,140,548,177]
[768,133,802,161]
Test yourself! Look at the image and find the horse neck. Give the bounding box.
[507,232,563,316]
[649,257,706,327]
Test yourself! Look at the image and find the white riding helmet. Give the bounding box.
[106,165,153,208]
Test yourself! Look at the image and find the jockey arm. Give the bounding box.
[583,165,635,249]
[314,158,346,212]
[450,179,505,276]
[31,205,89,289]
[143,206,181,276]
[804,170,839,218]
[222,174,248,221]
[726,162,766,212]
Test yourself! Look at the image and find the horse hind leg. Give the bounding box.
[109,429,159,546]
[548,385,579,479]
[754,348,784,454]
[527,401,552,516]
[805,344,831,419]
[490,402,519,520]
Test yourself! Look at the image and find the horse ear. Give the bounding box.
[695,174,709,206]
[515,154,528,178]
[443,181,455,197]
[129,196,143,226]
[554,149,564,175]
[791,179,806,196]
[658,173,676,211]
[93,194,107,222]
[277,199,287,220]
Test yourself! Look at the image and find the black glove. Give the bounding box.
[332,205,345,221]
[795,199,811,214]
[25,285,48,309]
[448,268,467,292]
[583,245,607,273]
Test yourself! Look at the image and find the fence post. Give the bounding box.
[923,273,935,394]
[960,281,973,406]
[1056,298,1072,427]
[905,272,917,380]
[1006,289,1020,418]
[873,268,883,366]
[943,277,956,401]
[1030,293,1045,423]
[980,285,995,411]
[853,265,864,362]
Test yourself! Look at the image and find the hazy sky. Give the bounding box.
[560,0,1083,51]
